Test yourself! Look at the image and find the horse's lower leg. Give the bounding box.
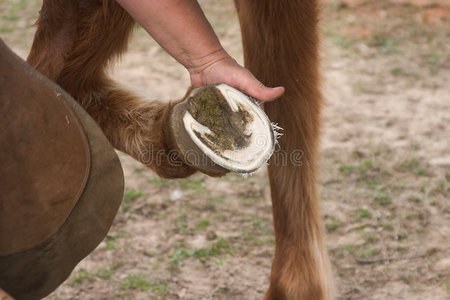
[235,1,335,299]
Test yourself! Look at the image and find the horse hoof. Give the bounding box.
[171,84,277,177]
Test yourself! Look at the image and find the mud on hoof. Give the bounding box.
[171,84,277,177]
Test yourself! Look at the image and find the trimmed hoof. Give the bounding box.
[171,84,276,177]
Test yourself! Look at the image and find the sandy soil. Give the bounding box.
[1,0,449,299]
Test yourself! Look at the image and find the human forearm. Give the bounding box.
[116,0,284,101]
[115,0,225,71]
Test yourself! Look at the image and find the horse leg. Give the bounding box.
[235,1,335,299]
[28,0,196,178]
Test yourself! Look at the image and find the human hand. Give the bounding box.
[187,50,284,102]
[116,0,282,101]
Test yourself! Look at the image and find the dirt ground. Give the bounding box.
[1,0,449,299]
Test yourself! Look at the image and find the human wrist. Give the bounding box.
[185,48,231,79]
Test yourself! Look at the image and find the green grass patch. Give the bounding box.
[195,219,210,230]
[390,67,405,76]
[192,238,231,259]
[168,238,231,266]
[373,190,392,206]
[354,208,372,221]
[339,159,388,189]
[178,177,208,194]
[124,188,143,201]
[408,196,422,204]
[362,159,373,169]
[397,231,408,240]
[361,247,381,257]
[325,221,344,232]
[210,196,224,204]
[366,34,399,54]
[109,231,131,240]
[95,268,114,280]
[428,52,441,74]
[148,176,172,187]
[175,213,188,233]
[340,244,356,255]
[71,270,93,286]
[366,179,380,188]
[399,158,420,171]
[414,167,429,176]
[221,172,244,183]
[324,28,357,49]
[445,282,450,291]
[105,241,116,250]
[429,180,447,197]
[250,217,271,235]
[149,280,169,296]
[120,273,150,291]
[121,188,143,212]
[339,165,355,176]
[362,232,379,244]
[217,287,230,294]
[381,220,393,230]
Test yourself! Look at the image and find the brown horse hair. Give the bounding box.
[28,0,195,179]
[235,1,335,299]
[27,0,334,299]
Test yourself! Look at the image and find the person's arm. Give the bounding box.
[115,0,284,101]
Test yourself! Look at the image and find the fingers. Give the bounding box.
[230,69,284,102]
[189,55,285,102]
[240,82,285,102]
[241,79,285,102]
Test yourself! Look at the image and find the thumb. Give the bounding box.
[232,70,284,102]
